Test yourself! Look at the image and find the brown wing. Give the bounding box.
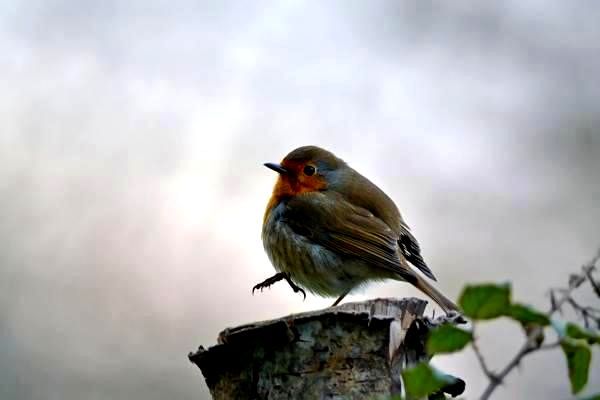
[326,167,436,281]
[281,192,418,284]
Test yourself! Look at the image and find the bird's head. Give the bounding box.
[264,146,344,198]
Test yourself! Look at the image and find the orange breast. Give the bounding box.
[263,174,327,224]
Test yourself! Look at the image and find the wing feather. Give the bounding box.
[281,192,417,283]
[398,223,437,281]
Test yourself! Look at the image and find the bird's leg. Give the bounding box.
[331,291,350,307]
[252,272,306,300]
[282,273,306,300]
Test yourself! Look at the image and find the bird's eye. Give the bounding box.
[303,165,316,176]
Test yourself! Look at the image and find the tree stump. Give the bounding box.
[189,297,464,399]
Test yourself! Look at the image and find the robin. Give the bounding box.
[253,145,458,312]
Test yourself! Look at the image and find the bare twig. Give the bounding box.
[586,276,600,298]
[480,327,563,400]
[566,297,600,327]
[538,341,561,351]
[479,340,535,400]
[584,262,600,298]
[471,329,500,384]
[547,248,600,316]
[566,297,600,315]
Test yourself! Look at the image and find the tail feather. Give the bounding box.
[414,275,459,313]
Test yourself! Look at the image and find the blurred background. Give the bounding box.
[1,1,599,399]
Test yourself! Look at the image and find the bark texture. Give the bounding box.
[189,297,462,399]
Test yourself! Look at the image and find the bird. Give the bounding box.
[254,145,458,313]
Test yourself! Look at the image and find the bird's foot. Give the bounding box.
[252,272,306,300]
[282,274,306,300]
[252,273,286,293]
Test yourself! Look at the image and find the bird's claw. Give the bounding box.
[252,282,269,295]
[252,272,306,301]
[285,279,306,300]
[252,273,285,295]
[299,288,306,300]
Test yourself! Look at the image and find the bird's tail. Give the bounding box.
[413,275,459,313]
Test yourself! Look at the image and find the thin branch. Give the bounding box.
[584,266,600,298]
[566,297,600,319]
[567,297,600,314]
[479,340,535,400]
[471,336,499,384]
[583,247,600,298]
[481,326,562,400]
[547,248,600,315]
[538,341,561,351]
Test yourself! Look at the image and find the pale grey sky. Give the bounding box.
[1,1,599,399]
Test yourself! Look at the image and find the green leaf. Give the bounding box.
[426,324,473,355]
[506,303,550,326]
[458,283,511,320]
[561,338,591,394]
[579,394,600,400]
[401,363,456,398]
[553,320,600,344]
[565,323,600,344]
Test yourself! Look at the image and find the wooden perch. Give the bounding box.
[189,297,465,399]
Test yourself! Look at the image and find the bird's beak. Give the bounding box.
[264,162,287,174]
